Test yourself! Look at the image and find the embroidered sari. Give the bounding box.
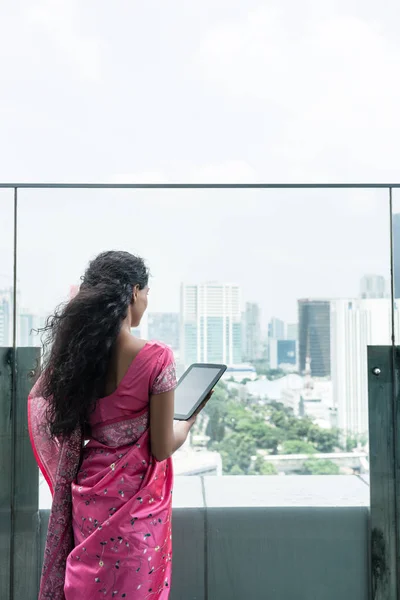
[28,341,177,600]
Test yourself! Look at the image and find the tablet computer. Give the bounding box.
[174,363,227,421]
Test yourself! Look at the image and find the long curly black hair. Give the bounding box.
[39,251,149,438]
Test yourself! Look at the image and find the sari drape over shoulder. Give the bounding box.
[28,342,176,600]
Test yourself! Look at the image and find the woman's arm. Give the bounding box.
[150,390,212,461]
[150,390,194,461]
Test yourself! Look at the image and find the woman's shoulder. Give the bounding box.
[144,340,175,361]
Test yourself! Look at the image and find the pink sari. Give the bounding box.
[28,341,177,600]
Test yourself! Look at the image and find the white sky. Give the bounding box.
[0,0,399,325]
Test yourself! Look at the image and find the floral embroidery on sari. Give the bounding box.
[92,413,149,447]
[39,426,83,600]
[152,362,176,395]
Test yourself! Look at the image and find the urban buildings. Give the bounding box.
[0,288,44,348]
[0,288,13,346]
[286,323,298,341]
[242,302,262,362]
[180,282,242,366]
[359,275,387,299]
[298,299,331,377]
[0,295,10,346]
[269,339,297,370]
[331,298,399,438]
[148,312,179,349]
[267,318,298,371]
[268,317,285,341]
[19,310,37,347]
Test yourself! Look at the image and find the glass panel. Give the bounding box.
[0,190,14,348]
[392,190,400,341]
[16,187,390,509]
[0,189,15,600]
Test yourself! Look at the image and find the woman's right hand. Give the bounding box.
[187,390,214,428]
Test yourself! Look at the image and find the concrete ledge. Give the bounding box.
[38,476,370,600]
[203,475,370,507]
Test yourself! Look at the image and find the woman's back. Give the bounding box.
[66,338,177,599]
[89,341,174,441]
[29,251,199,600]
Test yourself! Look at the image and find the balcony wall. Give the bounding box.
[39,476,370,600]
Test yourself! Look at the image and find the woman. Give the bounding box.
[28,251,206,599]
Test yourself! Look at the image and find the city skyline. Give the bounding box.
[2,274,397,442]
[1,269,393,347]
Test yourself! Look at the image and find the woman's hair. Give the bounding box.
[39,250,149,437]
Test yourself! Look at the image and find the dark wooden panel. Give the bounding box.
[11,347,40,600]
[368,346,397,600]
[0,348,12,600]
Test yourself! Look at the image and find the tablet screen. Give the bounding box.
[174,364,225,419]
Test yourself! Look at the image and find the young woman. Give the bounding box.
[28,251,208,599]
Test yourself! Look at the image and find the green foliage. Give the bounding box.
[345,432,368,451]
[229,464,245,476]
[246,359,286,380]
[218,432,257,474]
[251,456,278,475]
[345,434,358,452]
[203,380,344,476]
[282,439,316,455]
[307,426,341,453]
[302,458,340,475]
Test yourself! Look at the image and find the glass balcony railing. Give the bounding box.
[0,182,398,599]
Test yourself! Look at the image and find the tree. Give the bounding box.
[229,464,245,476]
[286,416,313,440]
[203,381,345,476]
[253,456,278,475]
[234,419,283,454]
[269,410,289,429]
[219,432,257,474]
[206,418,225,444]
[345,434,358,452]
[302,458,340,475]
[204,383,230,444]
[282,440,316,455]
[307,426,340,453]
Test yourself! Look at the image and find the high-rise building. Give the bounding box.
[268,317,286,370]
[359,275,387,299]
[268,317,285,341]
[269,339,297,370]
[0,288,13,346]
[18,310,44,347]
[180,282,242,366]
[243,302,261,361]
[0,289,43,347]
[331,298,400,437]
[277,339,296,367]
[0,296,10,346]
[298,299,331,377]
[148,312,179,349]
[286,323,298,341]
